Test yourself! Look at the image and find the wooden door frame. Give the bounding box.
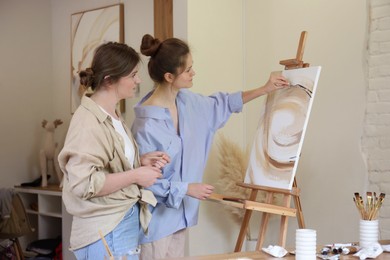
[154,0,173,40]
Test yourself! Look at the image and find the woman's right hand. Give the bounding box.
[132,166,163,188]
[140,151,170,169]
[263,71,290,93]
[187,183,214,200]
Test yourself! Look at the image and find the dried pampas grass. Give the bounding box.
[215,134,252,221]
[215,134,289,240]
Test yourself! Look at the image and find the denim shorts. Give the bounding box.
[73,203,140,260]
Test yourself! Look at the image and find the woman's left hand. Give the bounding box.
[140,151,170,169]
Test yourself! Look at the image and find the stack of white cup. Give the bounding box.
[360,219,379,248]
[295,229,317,259]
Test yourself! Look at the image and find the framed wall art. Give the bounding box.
[244,66,321,190]
[70,4,124,114]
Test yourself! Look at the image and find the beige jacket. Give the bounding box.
[58,96,156,250]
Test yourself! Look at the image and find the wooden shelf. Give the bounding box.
[14,185,74,259]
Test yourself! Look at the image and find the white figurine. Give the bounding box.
[40,119,63,187]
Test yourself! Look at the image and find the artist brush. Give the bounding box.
[353,193,365,219]
[354,193,362,209]
[366,192,373,219]
[99,230,113,260]
[353,197,364,219]
[358,194,366,218]
[368,192,377,220]
[353,192,386,220]
[359,195,367,219]
[371,193,385,220]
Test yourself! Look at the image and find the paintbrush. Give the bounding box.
[353,193,365,219]
[99,230,114,260]
[366,192,372,219]
[359,194,366,219]
[353,197,364,219]
[371,193,385,220]
[353,192,386,220]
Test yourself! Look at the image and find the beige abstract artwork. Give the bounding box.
[70,4,123,113]
[245,66,321,190]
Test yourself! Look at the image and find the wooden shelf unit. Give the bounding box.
[14,185,74,260]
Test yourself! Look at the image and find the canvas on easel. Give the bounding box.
[207,31,320,252]
[245,66,321,190]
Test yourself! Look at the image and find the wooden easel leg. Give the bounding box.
[232,180,305,252]
[234,189,258,252]
[278,194,292,247]
[255,192,274,250]
[293,179,305,228]
[294,196,305,228]
[256,212,269,250]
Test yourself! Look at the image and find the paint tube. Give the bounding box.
[342,246,358,255]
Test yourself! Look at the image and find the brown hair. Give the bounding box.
[79,42,140,91]
[140,34,190,84]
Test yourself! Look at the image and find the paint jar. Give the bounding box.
[359,219,379,248]
[295,229,317,260]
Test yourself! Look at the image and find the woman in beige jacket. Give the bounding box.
[58,42,169,260]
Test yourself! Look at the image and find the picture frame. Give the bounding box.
[70,4,124,114]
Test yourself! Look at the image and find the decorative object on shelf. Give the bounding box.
[71,4,125,114]
[21,175,50,187]
[40,119,63,187]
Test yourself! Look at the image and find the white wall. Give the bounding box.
[243,0,367,246]
[186,0,368,256]
[50,0,157,151]
[0,0,155,187]
[186,0,246,255]
[0,0,53,187]
[363,0,390,239]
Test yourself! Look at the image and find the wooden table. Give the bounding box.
[166,241,390,260]
[166,251,390,260]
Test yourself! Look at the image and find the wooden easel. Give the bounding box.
[208,31,309,252]
[280,31,310,69]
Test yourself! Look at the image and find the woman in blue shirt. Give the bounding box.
[131,34,289,259]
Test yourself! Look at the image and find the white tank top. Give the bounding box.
[99,106,135,167]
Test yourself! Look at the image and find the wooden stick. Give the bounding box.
[99,230,114,260]
[296,31,307,61]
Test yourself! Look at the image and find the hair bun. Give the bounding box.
[140,34,161,57]
[79,68,94,87]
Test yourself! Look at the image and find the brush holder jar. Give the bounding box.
[359,219,379,248]
[295,229,317,260]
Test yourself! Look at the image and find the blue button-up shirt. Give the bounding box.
[131,89,243,243]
